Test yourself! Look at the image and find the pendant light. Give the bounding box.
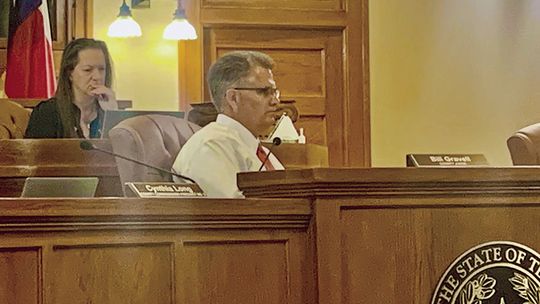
[108,0,142,38]
[163,0,197,40]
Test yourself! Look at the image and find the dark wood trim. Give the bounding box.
[239,167,540,198]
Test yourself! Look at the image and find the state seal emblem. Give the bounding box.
[431,241,540,304]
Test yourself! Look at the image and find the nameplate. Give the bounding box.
[126,182,206,198]
[406,154,489,167]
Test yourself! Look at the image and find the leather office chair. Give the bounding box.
[108,114,201,187]
[187,102,217,127]
[507,123,540,165]
[0,100,31,139]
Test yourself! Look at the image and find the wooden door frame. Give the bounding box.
[178,0,371,167]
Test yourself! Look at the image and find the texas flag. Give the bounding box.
[5,0,56,98]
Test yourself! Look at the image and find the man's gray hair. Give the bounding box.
[207,51,274,111]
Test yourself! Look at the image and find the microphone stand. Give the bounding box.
[80,141,197,184]
[258,137,282,171]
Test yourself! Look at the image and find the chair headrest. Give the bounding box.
[108,114,201,185]
[0,100,31,139]
[507,123,540,165]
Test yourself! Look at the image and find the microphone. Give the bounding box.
[79,141,197,184]
[258,137,282,171]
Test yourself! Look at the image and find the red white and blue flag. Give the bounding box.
[5,0,56,98]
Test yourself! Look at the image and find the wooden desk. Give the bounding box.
[0,139,123,197]
[0,197,313,303]
[3,168,540,303]
[238,167,540,303]
[0,140,325,198]
[263,143,328,169]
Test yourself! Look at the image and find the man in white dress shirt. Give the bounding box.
[172,51,284,198]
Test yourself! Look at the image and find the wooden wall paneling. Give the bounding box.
[201,0,343,11]
[324,29,346,165]
[0,197,312,303]
[205,27,344,163]
[0,42,4,74]
[335,197,540,303]
[179,0,204,110]
[0,247,41,304]
[46,242,174,303]
[200,9,347,28]
[203,27,216,102]
[289,228,317,304]
[52,51,63,77]
[344,0,371,167]
[181,239,289,303]
[262,143,329,169]
[294,118,327,150]
[237,167,540,303]
[71,0,94,39]
[250,47,329,147]
[339,204,426,303]
[177,230,315,304]
[49,0,82,72]
[52,0,67,50]
[180,0,370,166]
[313,199,342,304]
[0,49,5,76]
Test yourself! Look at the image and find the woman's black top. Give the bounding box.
[24,98,103,138]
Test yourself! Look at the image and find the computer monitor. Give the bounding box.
[101,110,184,139]
[21,177,99,198]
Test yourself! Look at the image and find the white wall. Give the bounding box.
[370,0,540,166]
[93,0,180,110]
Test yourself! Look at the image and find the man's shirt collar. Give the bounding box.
[216,114,260,151]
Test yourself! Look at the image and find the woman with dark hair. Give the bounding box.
[25,38,118,138]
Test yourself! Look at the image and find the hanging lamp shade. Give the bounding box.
[108,0,142,38]
[163,3,197,40]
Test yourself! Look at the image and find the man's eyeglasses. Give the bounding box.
[233,87,280,99]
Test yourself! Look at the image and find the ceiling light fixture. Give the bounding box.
[108,0,142,38]
[163,0,197,40]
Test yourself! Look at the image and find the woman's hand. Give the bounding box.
[90,85,118,110]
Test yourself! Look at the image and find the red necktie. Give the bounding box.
[256,145,275,171]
